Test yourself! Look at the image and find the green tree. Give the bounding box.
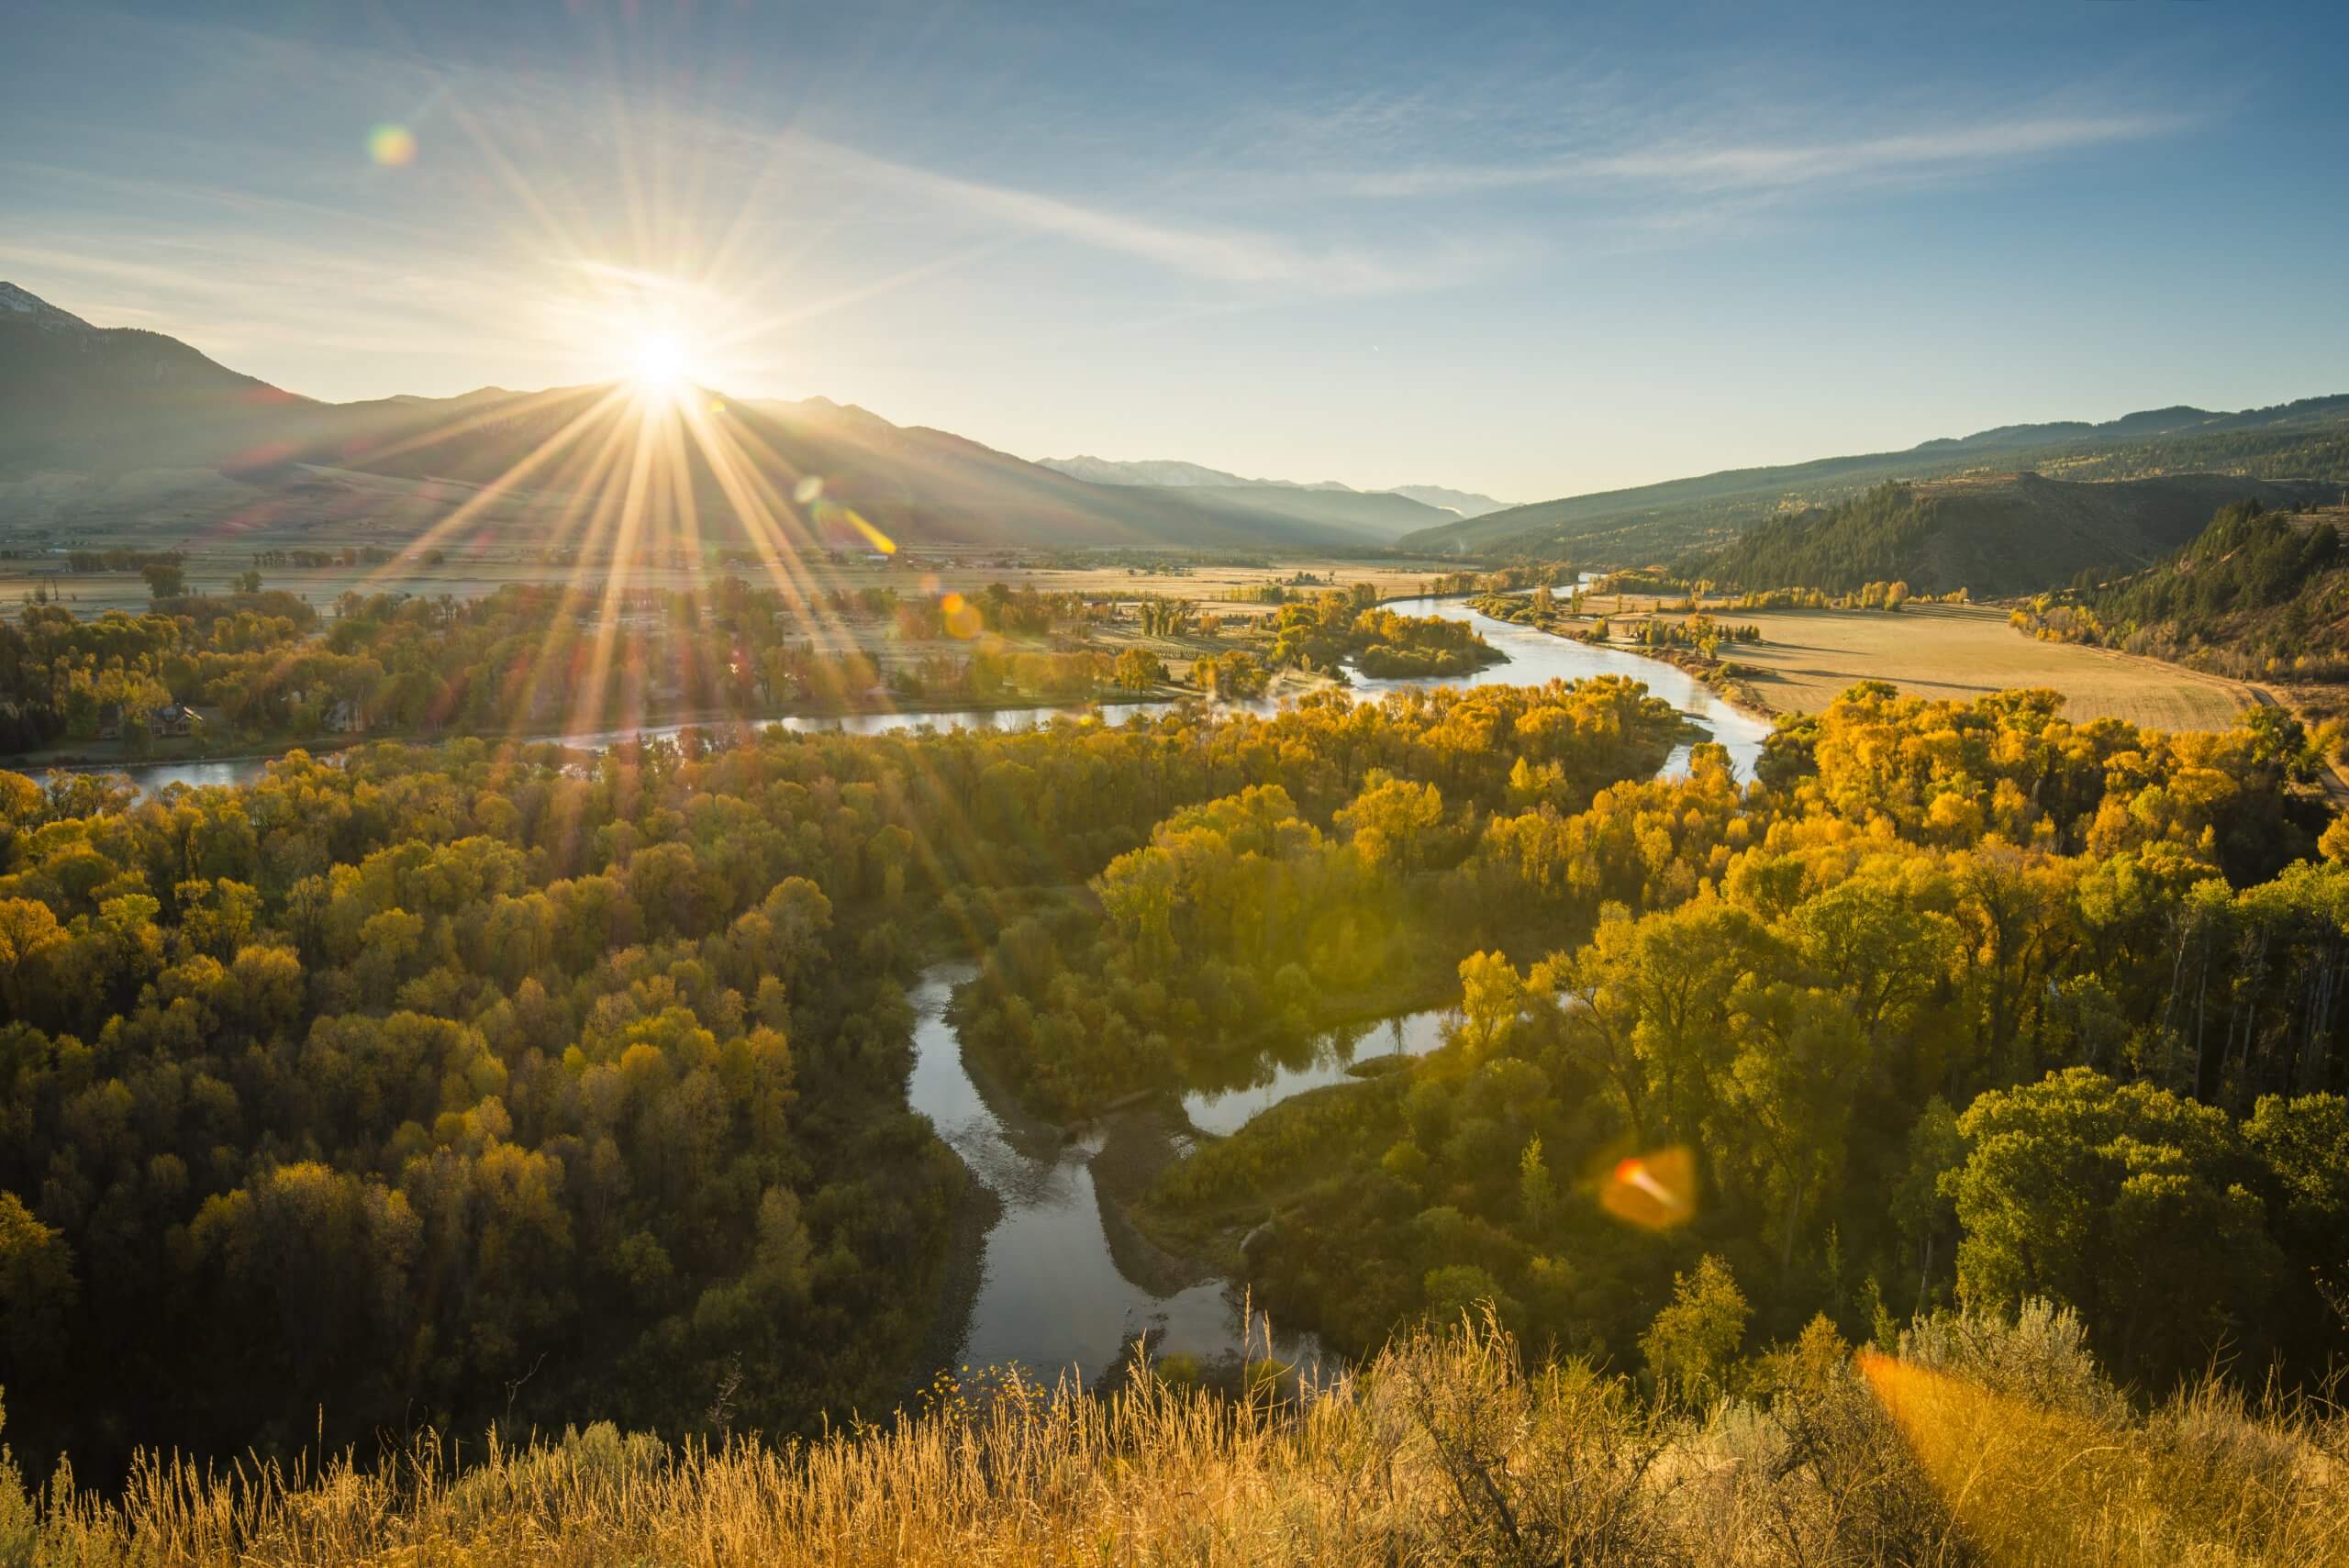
[1640,1253,1750,1405]
[0,1192,76,1373]
[0,901,63,1018]
[1517,1136,1556,1231]
[1948,1069,2282,1385]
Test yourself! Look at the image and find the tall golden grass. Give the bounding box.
[7,1307,2343,1567]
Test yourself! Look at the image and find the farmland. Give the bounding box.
[1719,602,2254,728]
[1539,590,2257,729]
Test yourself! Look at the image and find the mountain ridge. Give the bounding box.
[1693,472,2346,598]
[1401,393,2349,562]
[1037,453,1511,518]
[0,284,1395,554]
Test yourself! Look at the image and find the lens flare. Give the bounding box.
[940,592,983,639]
[1598,1145,1697,1229]
[368,125,417,166]
[843,509,896,555]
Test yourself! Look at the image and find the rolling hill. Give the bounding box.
[1038,452,1512,537]
[0,284,1398,556]
[1125,484,1451,544]
[1695,473,2345,598]
[1400,395,2349,563]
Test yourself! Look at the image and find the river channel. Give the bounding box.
[75,595,1773,800]
[906,964,1452,1385]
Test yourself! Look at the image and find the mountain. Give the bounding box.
[1694,473,2345,598]
[1039,454,1345,491]
[1400,395,2349,562]
[1386,484,1511,519]
[1038,452,1513,532]
[0,282,318,473]
[1153,484,1452,546]
[0,284,1390,555]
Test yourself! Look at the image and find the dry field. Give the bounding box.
[0,553,1447,621]
[1715,603,2253,729]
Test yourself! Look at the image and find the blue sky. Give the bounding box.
[6,0,2345,501]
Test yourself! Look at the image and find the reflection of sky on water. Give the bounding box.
[1180,1007,1449,1137]
[906,965,1322,1383]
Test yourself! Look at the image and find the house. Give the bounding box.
[150,701,202,739]
[96,702,124,740]
[324,699,367,735]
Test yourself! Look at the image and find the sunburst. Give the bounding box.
[625,328,695,403]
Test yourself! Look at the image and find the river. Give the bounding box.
[905,964,1449,1386]
[70,595,1773,799]
[40,594,1768,1387]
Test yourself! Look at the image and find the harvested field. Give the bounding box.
[1719,603,2253,728]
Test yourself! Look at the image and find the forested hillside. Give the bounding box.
[2015,499,2349,685]
[1691,473,2340,597]
[1399,395,2349,564]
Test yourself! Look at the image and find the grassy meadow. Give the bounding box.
[13,1310,2343,1568]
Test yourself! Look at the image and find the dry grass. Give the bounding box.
[1702,604,2252,728]
[13,1309,2344,1568]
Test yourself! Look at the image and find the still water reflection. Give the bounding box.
[907,965,1449,1385]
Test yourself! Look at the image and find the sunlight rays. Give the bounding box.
[627,329,692,397]
[258,28,1065,770]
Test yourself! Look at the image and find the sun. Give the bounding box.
[627,328,696,400]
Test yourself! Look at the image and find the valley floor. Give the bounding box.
[1727,603,2254,728]
[1566,596,2254,728]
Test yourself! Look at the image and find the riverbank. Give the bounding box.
[8,686,1208,774]
[904,1149,1004,1396]
[1639,643,1779,721]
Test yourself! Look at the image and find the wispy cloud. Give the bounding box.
[798,136,1462,294]
[1333,110,2186,199]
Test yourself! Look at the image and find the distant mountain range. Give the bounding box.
[1401,395,2349,566]
[0,284,1433,555]
[1037,454,1512,538]
[15,278,2347,591]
